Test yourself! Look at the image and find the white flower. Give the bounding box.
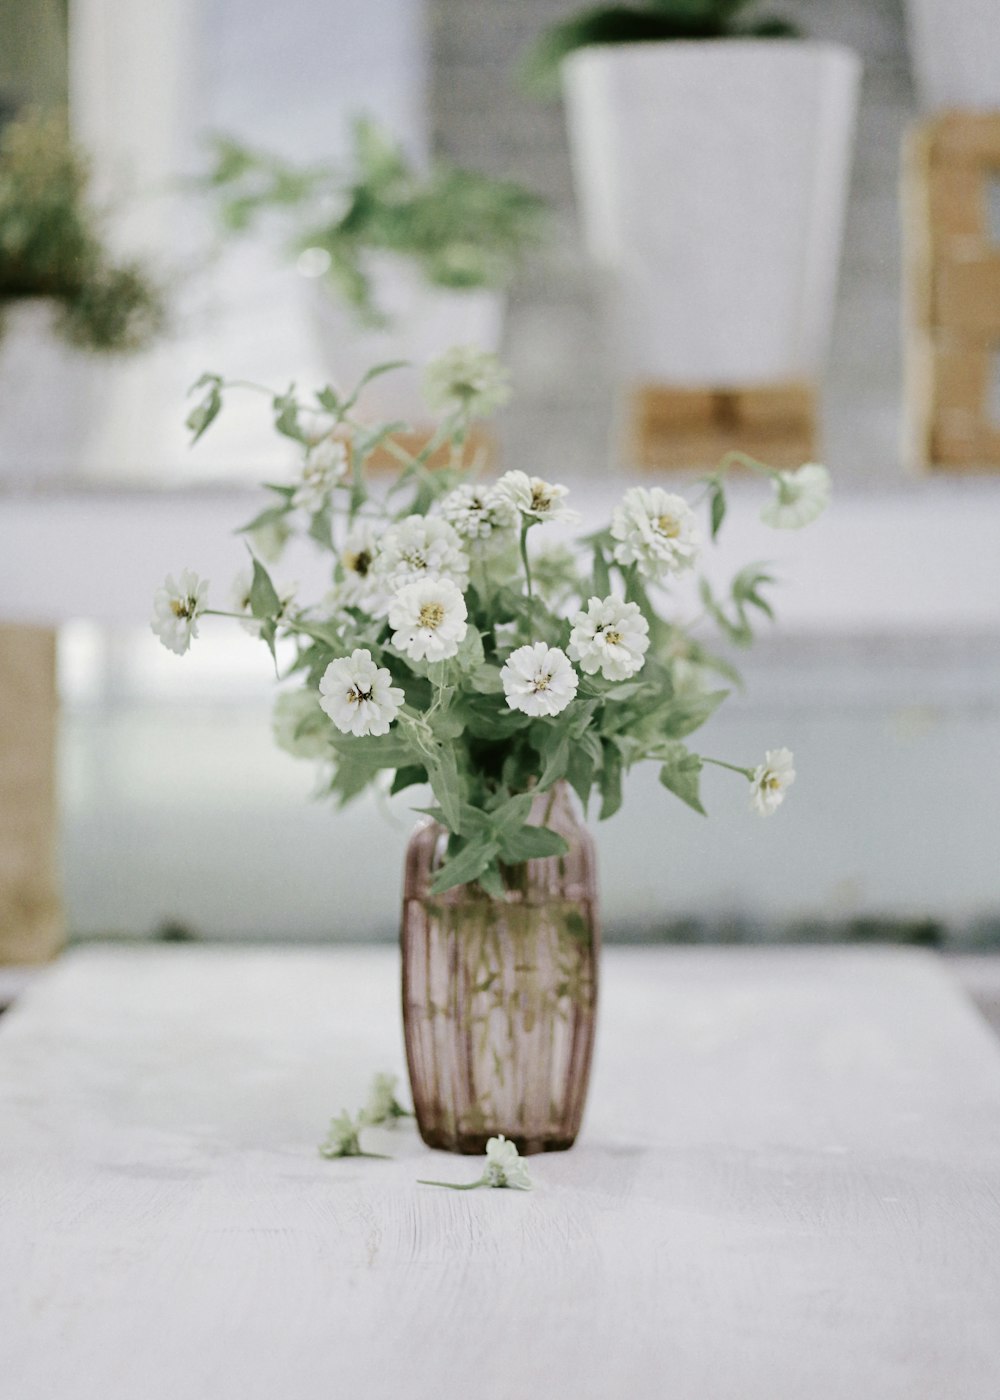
[423,346,511,419]
[494,470,579,525]
[361,1072,410,1126]
[439,483,519,548]
[318,649,405,737]
[610,487,700,580]
[760,463,831,529]
[230,568,296,636]
[750,747,796,816]
[318,1111,362,1159]
[388,576,468,663]
[150,569,208,655]
[500,642,578,717]
[292,436,348,514]
[484,1135,532,1190]
[568,596,650,681]
[272,688,329,761]
[337,520,383,610]
[372,515,470,598]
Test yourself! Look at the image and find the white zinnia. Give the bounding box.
[388,577,468,663]
[500,642,578,717]
[373,515,470,597]
[494,470,579,525]
[318,648,405,737]
[423,346,511,419]
[750,747,796,817]
[760,463,831,530]
[484,1135,532,1190]
[439,482,519,547]
[150,569,208,656]
[230,568,295,636]
[292,436,348,514]
[337,520,382,610]
[610,487,700,580]
[568,596,650,681]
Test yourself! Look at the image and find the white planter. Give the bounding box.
[305,255,506,424]
[0,300,105,486]
[562,41,860,384]
[903,0,1000,110]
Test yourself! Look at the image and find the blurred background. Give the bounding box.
[1,0,999,959]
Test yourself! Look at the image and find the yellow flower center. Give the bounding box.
[532,673,552,692]
[655,514,680,538]
[604,629,622,646]
[346,549,371,577]
[530,486,551,512]
[418,602,445,629]
[170,597,195,620]
[347,685,373,706]
[762,773,781,791]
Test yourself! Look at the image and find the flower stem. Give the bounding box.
[519,520,534,600]
[418,1178,486,1190]
[701,756,755,781]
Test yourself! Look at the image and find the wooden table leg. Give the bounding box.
[0,623,63,964]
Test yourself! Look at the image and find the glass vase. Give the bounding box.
[401,781,599,1155]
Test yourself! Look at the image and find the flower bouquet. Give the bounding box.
[154,347,829,1153]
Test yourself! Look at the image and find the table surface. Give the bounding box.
[2,945,999,1400]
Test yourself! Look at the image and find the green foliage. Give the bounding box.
[202,117,547,327]
[182,354,794,897]
[522,0,800,95]
[0,110,165,351]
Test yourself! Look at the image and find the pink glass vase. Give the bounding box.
[401,781,599,1155]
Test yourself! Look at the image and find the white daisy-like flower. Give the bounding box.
[318,648,405,737]
[272,688,329,761]
[372,515,470,598]
[150,569,209,656]
[484,1135,532,1190]
[388,577,468,663]
[423,345,511,419]
[439,482,519,548]
[760,463,831,530]
[750,747,796,816]
[291,436,349,514]
[360,1072,410,1127]
[337,520,383,610]
[610,487,700,580]
[230,568,296,636]
[494,470,579,525]
[568,596,650,681]
[500,642,578,717]
[318,1111,362,1159]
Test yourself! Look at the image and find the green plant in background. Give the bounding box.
[202,117,546,328]
[523,0,800,93]
[0,110,165,351]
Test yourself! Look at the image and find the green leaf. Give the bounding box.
[272,387,308,444]
[466,663,504,695]
[591,543,611,598]
[185,375,223,443]
[598,740,623,821]
[537,733,570,790]
[659,747,706,816]
[660,689,728,739]
[497,823,569,863]
[710,482,727,540]
[455,624,485,673]
[390,765,427,795]
[429,835,498,895]
[340,360,409,413]
[249,556,281,619]
[237,503,289,536]
[488,791,534,838]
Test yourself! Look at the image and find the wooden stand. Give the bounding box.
[0,624,63,965]
[903,112,1000,471]
[625,382,818,472]
[363,425,497,474]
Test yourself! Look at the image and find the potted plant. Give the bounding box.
[0,110,165,483]
[202,118,546,423]
[526,2,860,415]
[152,345,830,1154]
[903,0,1000,110]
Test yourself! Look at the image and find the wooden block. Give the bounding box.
[627,381,817,472]
[929,111,1000,167]
[933,254,1000,336]
[932,422,1000,470]
[0,625,63,965]
[933,345,990,416]
[362,425,496,474]
[927,165,986,248]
